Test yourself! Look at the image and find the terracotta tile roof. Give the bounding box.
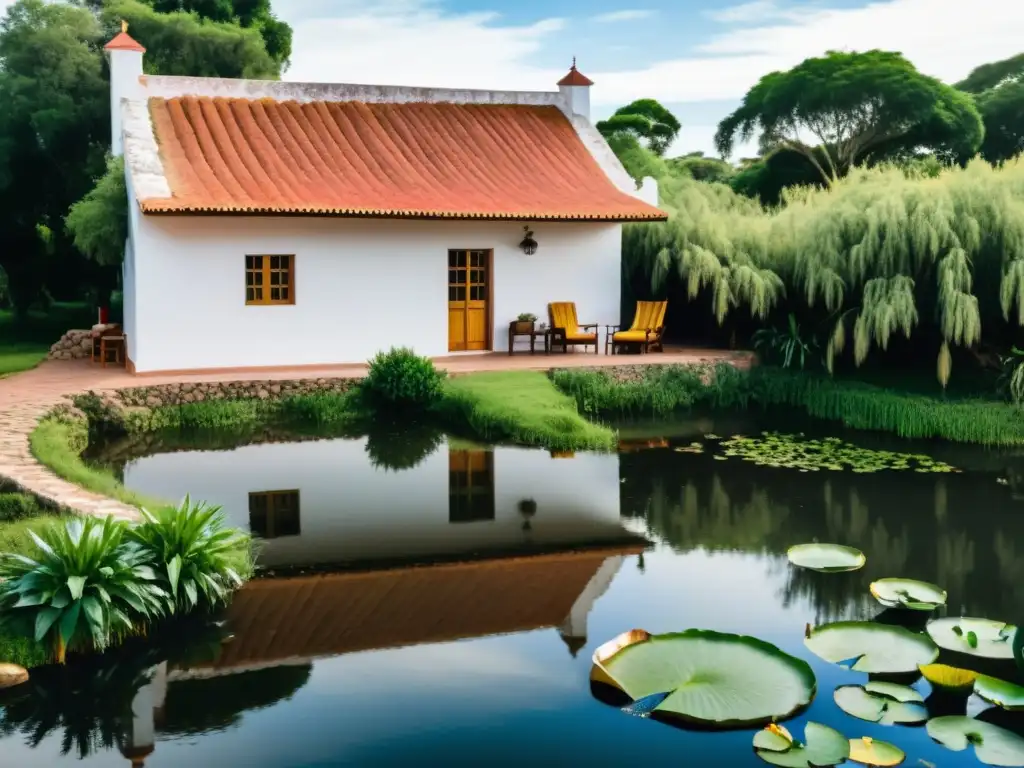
[104,31,145,53]
[557,65,594,87]
[141,96,666,220]
[197,547,640,670]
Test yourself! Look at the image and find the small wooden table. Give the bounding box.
[507,323,550,355]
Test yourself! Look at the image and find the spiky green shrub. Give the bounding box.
[362,347,446,413]
[0,517,166,663]
[625,159,1024,387]
[128,497,251,614]
[997,347,1024,404]
[752,314,820,369]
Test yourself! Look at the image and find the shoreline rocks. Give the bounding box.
[0,662,29,689]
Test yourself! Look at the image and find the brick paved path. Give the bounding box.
[0,348,749,520]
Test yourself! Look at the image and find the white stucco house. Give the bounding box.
[105,27,666,374]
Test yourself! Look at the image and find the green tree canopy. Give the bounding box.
[66,156,128,267]
[957,53,1024,165]
[102,0,282,79]
[715,50,984,186]
[143,0,291,69]
[668,152,736,184]
[597,98,681,156]
[0,0,108,311]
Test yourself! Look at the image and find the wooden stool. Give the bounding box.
[100,334,125,368]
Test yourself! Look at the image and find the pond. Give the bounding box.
[3,414,1024,766]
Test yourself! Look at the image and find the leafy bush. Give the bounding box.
[0,492,46,522]
[128,497,251,614]
[0,516,167,663]
[362,347,446,412]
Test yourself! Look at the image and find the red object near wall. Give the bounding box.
[98,306,109,325]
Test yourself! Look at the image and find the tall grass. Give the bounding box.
[440,371,616,452]
[552,364,1024,446]
[625,159,1024,386]
[277,391,363,425]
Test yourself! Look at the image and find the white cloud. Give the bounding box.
[277,0,1023,155]
[706,1,797,24]
[591,9,656,23]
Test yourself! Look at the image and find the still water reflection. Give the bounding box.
[2,418,1023,766]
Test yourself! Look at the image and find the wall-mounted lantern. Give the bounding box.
[519,226,538,255]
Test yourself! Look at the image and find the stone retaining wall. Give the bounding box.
[48,330,93,360]
[551,361,723,384]
[112,377,359,408]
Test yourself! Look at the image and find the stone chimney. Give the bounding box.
[557,58,593,121]
[104,21,146,157]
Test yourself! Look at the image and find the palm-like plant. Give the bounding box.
[0,517,166,663]
[752,314,820,370]
[997,347,1024,404]
[128,497,251,614]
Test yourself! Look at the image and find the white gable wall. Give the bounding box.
[130,215,621,372]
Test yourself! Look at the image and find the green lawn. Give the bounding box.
[440,370,617,452]
[0,302,97,378]
[29,417,165,510]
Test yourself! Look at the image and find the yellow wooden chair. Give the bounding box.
[547,302,599,354]
[607,300,667,354]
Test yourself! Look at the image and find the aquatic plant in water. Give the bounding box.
[869,577,947,611]
[590,629,816,728]
[927,716,1024,766]
[927,617,1018,659]
[0,517,166,663]
[787,543,865,572]
[847,736,905,767]
[974,674,1024,710]
[753,722,849,767]
[803,621,939,673]
[712,432,959,473]
[919,663,979,695]
[833,682,927,725]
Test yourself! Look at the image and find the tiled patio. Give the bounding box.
[0,346,751,520]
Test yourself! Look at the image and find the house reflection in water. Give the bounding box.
[113,437,645,765]
[122,439,633,568]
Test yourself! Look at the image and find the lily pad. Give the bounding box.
[975,675,1024,710]
[591,628,816,728]
[716,432,958,474]
[927,618,1018,659]
[787,543,866,573]
[753,722,849,767]
[804,621,939,673]
[869,578,947,611]
[834,681,927,725]
[919,663,979,695]
[927,716,1024,766]
[848,736,905,766]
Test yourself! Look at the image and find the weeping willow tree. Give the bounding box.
[624,157,1024,385]
[622,173,784,325]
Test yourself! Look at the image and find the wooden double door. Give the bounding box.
[448,249,492,352]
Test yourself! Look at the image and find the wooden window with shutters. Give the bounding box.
[248,490,301,538]
[245,255,295,305]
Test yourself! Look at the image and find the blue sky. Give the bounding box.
[274,0,1018,159]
